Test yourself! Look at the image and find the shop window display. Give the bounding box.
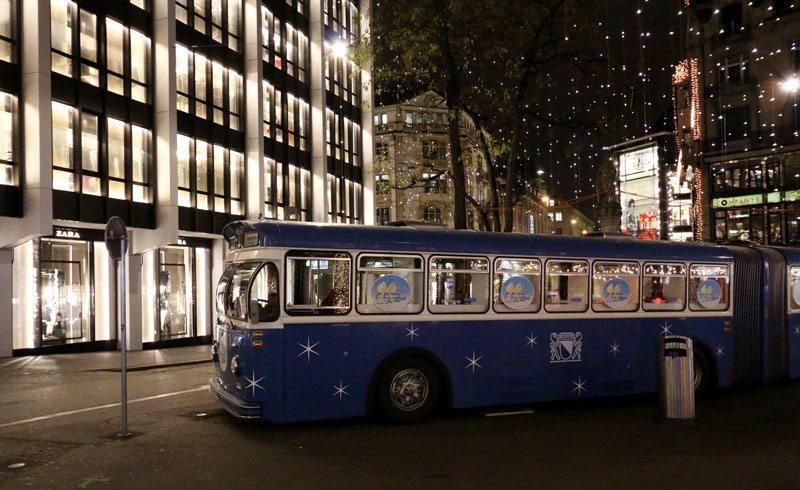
[158,247,193,338]
[39,239,91,344]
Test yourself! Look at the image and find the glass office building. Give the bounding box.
[0,0,373,356]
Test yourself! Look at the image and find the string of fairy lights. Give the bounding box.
[373,1,799,238]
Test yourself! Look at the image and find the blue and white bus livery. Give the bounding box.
[209,220,797,423]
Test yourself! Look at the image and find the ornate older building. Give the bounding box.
[373,90,552,234]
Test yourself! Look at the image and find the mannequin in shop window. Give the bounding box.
[52,312,66,339]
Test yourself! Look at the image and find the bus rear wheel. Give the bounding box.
[693,346,714,398]
[378,358,441,423]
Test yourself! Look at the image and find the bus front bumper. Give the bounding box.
[208,377,262,420]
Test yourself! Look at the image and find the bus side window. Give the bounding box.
[689,264,730,311]
[642,263,686,311]
[285,252,351,315]
[428,256,489,313]
[544,260,589,313]
[493,258,541,313]
[592,262,640,312]
[249,263,280,323]
[356,255,424,314]
[789,267,800,312]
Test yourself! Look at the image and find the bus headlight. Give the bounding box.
[230,355,242,376]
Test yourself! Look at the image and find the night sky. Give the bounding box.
[517,0,682,213]
[375,0,684,216]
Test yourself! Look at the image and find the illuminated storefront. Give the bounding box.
[12,229,116,354]
[141,242,212,347]
[710,151,800,245]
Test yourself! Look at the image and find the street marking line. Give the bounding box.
[0,386,207,429]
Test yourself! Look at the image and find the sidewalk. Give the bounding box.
[0,345,211,374]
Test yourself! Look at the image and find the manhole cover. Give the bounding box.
[8,463,25,469]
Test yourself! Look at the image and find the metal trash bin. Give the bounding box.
[658,336,695,422]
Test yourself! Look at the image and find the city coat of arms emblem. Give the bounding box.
[550,331,583,363]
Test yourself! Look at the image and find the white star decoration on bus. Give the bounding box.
[297,336,320,362]
[610,342,621,355]
[572,377,587,397]
[245,370,265,397]
[332,380,349,400]
[526,334,538,349]
[659,322,673,336]
[715,346,725,357]
[405,326,419,342]
[794,326,800,336]
[465,351,483,373]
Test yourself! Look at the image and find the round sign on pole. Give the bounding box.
[105,216,128,262]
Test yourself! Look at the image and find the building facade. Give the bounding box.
[677,0,799,244]
[544,199,593,237]
[373,91,552,234]
[0,0,373,357]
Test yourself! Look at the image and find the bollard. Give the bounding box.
[658,335,695,422]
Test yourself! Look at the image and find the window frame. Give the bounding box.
[642,262,687,312]
[688,263,731,312]
[356,253,425,315]
[788,266,800,313]
[544,259,590,313]
[427,255,490,314]
[493,257,542,314]
[591,261,641,313]
[247,261,281,323]
[284,250,353,316]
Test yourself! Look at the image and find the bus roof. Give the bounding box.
[225,220,734,262]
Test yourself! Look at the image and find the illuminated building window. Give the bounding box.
[0,0,15,63]
[422,205,443,223]
[176,134,244,216]
[0,91,16,186]
[375,174,389,195]
[261,7,310,83]
[179,0,242,52]
[51,2,151,103]
[422,173,447,194]
[264,157,310,221]
[327,175,361,223]
[175,44,242,130]
[51,102,152,202]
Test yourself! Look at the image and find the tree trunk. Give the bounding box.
[502,66,533,233]
[446,75,467,230]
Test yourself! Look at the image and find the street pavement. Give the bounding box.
[1,347,800,489]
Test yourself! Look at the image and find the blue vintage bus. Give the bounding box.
[208,220,800,423]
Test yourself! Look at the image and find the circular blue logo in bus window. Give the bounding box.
[697,279,723,308]
[371,275,412,312]
[501,276,535,310]
[602,278,631,309]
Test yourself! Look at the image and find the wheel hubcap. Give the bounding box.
[389,368,429,412]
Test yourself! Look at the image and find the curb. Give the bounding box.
[89,359,212,373]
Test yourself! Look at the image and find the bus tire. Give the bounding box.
[693,346,714,398]
[377,357,441,423]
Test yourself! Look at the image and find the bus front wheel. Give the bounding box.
[377,357,441,423]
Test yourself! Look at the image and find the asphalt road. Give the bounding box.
[2,361,800,489]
